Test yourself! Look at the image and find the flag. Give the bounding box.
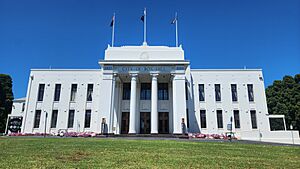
[141,8,146,22]
[171,14,177,24]
[110,15,115,27]
[141,15,144,22]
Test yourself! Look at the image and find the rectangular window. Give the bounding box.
[200,110,206,128]
[186,109,189,128]
[33,110,41,128]
[247,84,254,102]
[87,84,93,101]
[84,110,91,128]
[22,103,25,112]
[68,110,75,128]
[50,110,58,128]
[231,84,238,102]
[54,84,61,101]
[215,84,221,101]
[216,110,223,128]
[199,84,205,101]
[37,84,45,101]
[250,110,257,129]
[185,82,188,100]
[233,110,240,129]
[70,84,77,101]
[122,83,131,100]
[140,83,151,100]
[158,83,168,100]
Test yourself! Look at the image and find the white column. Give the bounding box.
[109,73,117,133]
[129,74,138,134]
[151,74,158,134]
[172,74,187,134]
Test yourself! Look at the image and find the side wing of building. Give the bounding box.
[187,69,270,136]
[22,69,103,134]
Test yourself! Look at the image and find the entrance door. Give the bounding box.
[159,112,169,134]
[140,112,151,134]
[121,112,129,134]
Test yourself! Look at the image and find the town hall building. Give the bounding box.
[6,44,300,144]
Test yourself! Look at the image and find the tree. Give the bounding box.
[266,74,300,131]
[0,74,14,133]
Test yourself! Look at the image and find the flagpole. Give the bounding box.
[175,12,178,47]
[111,13,115,47]
[143,8,147,46]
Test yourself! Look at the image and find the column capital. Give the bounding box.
[129,73,138,77]
[150,73,159,77]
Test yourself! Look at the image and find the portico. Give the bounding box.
[99,45,189,134]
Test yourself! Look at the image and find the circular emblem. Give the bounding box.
[139,52,149,60]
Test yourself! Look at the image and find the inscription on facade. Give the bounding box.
[113,66,176,73]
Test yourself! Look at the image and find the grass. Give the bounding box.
[0,137,299,168]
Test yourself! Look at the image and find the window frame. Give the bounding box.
[215,84,221,102]
[140,83,151,100]
[54,84,61,102]
[233,110,240,129]
[231,84,238,102]
[84,110,92,128]
[247,84,254,102]
[200,110,207,128]
[70,84,78,102]
[68,110,75,128]
[87,84,94,102]
[216,110,223,128]
[37,84,45,102]
[33,110,41,128]
[250,110,258,129]
[158,83,169,100]
[50,110,58,128]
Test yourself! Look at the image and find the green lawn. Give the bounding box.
[0,137,299,168]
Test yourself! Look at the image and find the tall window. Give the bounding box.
[250,110,257,129]
[199,84,205,101]
[231,84,238,102]
[54,84,61,101]
[200,110,206,128]
[158,83,168,100]
[70,84,77,101]
[22,103,25,112]
[215,84,221,101]
[216,110,223,128]
[84,110,91,128]
[233,110,240,129]
[33,110,41,128]
[185,82,188,100]
[68,110,75,128]
[50,110,58,128]
[37,84,45,101]
[186,109,189,128]
[247,84,254,102]
[122,83,131,100]
[140,83,151,100]
[87,84,93,101]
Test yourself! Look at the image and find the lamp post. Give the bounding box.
[44,110,48,138]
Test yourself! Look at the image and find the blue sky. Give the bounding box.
[0,0,299,98]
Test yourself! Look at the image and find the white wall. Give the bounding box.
[22,69,102,134]
[188,69,270,134]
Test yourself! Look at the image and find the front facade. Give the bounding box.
[8,45,299,144]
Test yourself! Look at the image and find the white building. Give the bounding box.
[7,45,299,144]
